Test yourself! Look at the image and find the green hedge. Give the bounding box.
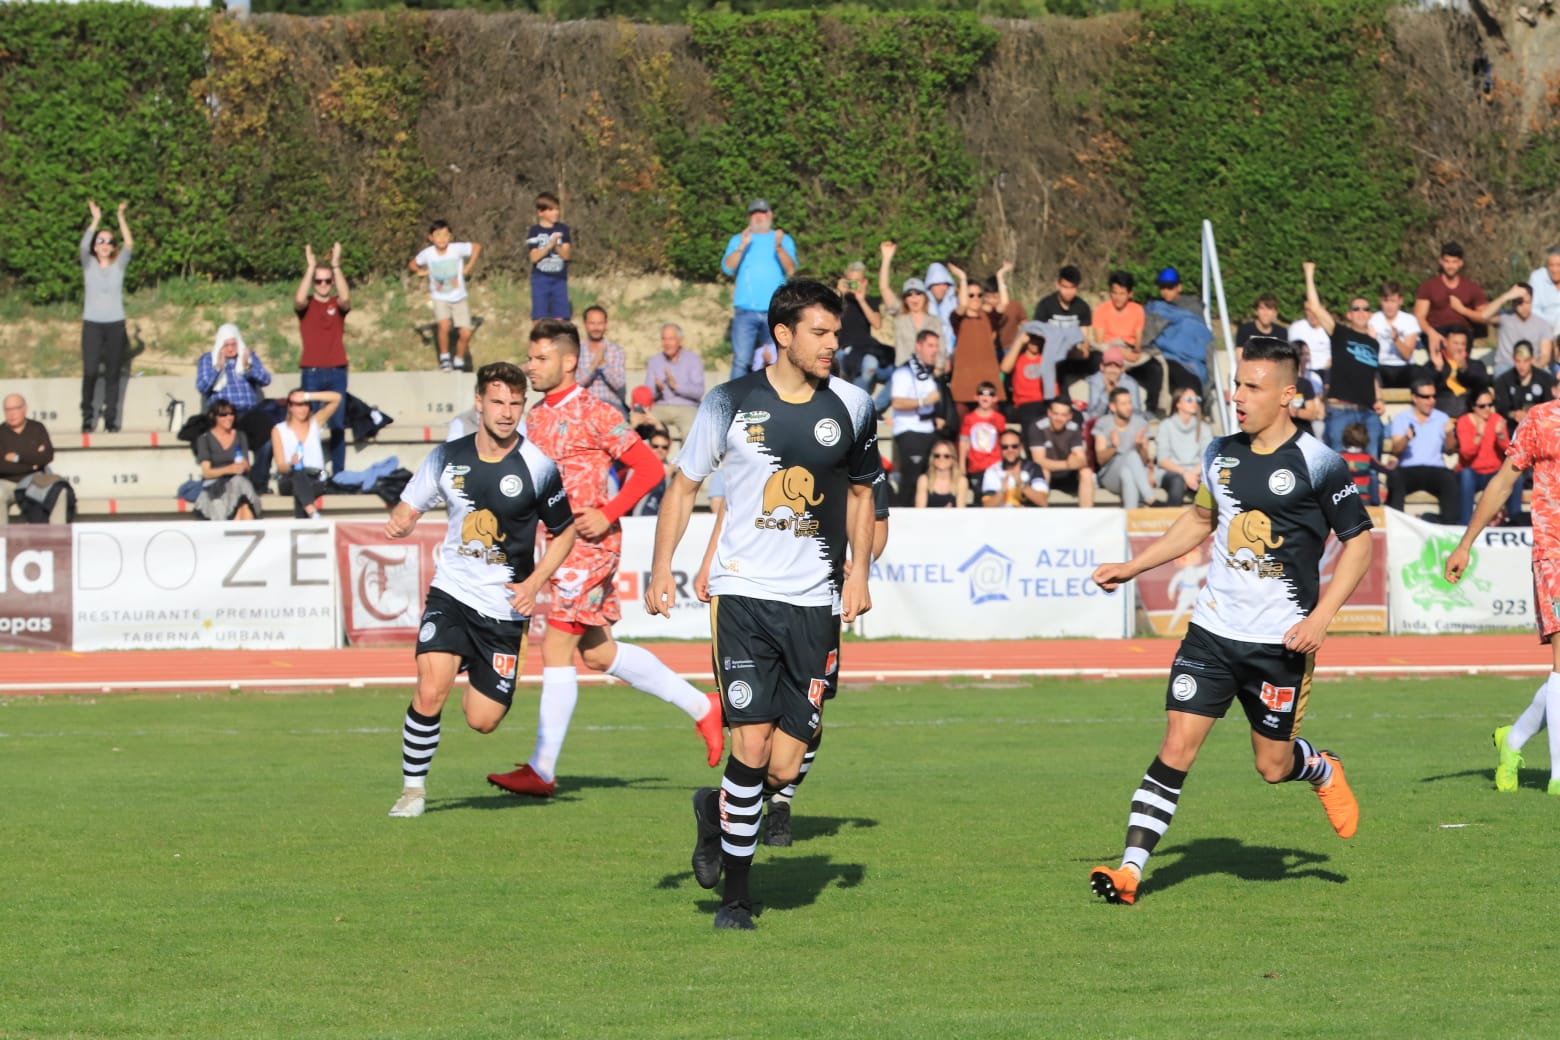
[663,11,997,280]
[1106,0,1418,309]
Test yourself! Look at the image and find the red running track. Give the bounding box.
[0,633,1550,695]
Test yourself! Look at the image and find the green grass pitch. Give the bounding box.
[1,675,1554,1039]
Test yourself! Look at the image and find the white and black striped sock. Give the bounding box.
[401,703,441,789]
[1288,737,1333,786]
[769,744,819,807]
[1122,756,1186,874]
[719,758,765,905]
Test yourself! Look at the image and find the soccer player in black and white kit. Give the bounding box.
[385,362,576,818]
[646,279,882,930]
[1088,336,1372,905]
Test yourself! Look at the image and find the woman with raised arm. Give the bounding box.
[271,388,342,518]
[80,200,133,433]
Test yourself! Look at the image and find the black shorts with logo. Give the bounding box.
[710,594,841,744]
[1164,622,1313,741]
[415,586,528,707]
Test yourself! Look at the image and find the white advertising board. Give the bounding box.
[1386,508,1536,635]
[73,521,339,650]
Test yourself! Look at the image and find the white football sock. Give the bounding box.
[1545,672,1560,779]
[529,666,579,782]
[1509,685,1548,750]
[606,642,709,720]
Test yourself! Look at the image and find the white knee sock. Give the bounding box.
[606,642,709,721]
[1545,672,1560,779]
[529,666,579,782]
[1509,685,1548,750]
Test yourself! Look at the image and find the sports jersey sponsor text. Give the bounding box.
[1259,681,1295,712]
[491,652,518,679]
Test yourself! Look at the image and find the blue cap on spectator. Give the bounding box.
[902,277,928,296]
[1020,320,1047,338]
[1155,266,1181,287]
[748,198,771,213]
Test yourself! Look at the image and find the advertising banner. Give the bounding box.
[1387,508,1535,634]
[73,521,338,650]
[1128,506,1389,637]
[0,526,73,650]
[335,514,718,645]
[857,509,1131,639]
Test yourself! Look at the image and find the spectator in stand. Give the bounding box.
[294,242,351,474]
[645,323,705,440]
[1430,326,1489,419]
[878,242,943,369]
[1155,388,1212,506]
[1495,341,1555,436]
[835,260,889,409]
[720,199,796,380]
[1002,321,1056,438]
[1095,385,1154,509]
[628,385,669,439]
[1082,346,1145,421]
[1479,283,1555,377]
[629,426,675,518]
[1289,365,1325,439]
[1368,281,1422,389]
[916,439,965,508]
[1414,241,1489,359]
[889,329,948,506]
[1456,387,1521,526]
[924,262,959,351]
[1303,262,1384,457]
[197,322,275,494]
[958,381,1005,502]
[1386,377,1458,522]
[1029,396,1094,508]
[1286,309,1332,390]
[1527,245,1560,331]
[577,305,628,420]
[1235,294,1286,353]
[410,221,482,372]
[948,262,1013,410]
[1142,267,1213,412]
[981,431,1048,507]
[193,399,262,522]
[271,388,341,519]
[1093,271,1158,415]
[1035,264,1095,391]
[1338,421,1385,506]
[526,192,571,320]
[80,199,133,434]
[1,394,71,524]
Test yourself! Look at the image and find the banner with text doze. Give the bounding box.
[73,521,338,651]
[856,509,1131,639]
[1387,508,1535,635]
[0,526,73,650]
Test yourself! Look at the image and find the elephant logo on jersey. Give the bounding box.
[761,467,823,516]
[459,509,508,565]
[1226,509,1284,576]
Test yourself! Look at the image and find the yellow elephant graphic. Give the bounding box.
[761,466,824,516]
[1227,509,1284,558]
[462,508,501,547]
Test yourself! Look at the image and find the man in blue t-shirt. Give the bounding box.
[720,199,797,380]
[1386,375,1458,521]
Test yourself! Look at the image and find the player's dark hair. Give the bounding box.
[583,304,607,320]
[1108,270,1135,292]
[769,278,844,338]
[476,361,527,397]
[1058,264,1082,286]
[530,318,580,357]
[429,219,451,234]
[1241,335,1300,384]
